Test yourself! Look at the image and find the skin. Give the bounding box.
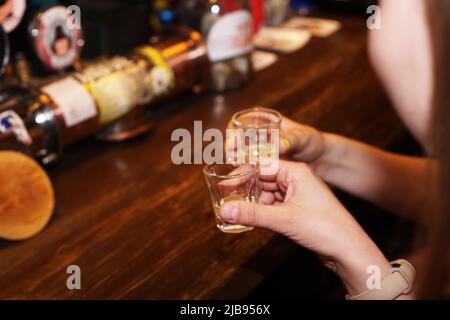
[221,161,393,296]
[221,0,433,298]
[279,117,438,223]
[368,0,433,153]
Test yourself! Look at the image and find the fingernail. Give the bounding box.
[221,204,238,223]
[280,138,291,153]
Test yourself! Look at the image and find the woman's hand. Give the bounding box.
[220,160,392,295]
[279,115,438,222]
[226,113,326,164]
[279,116,326,163]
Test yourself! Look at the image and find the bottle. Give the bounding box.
[265,0,290,26]
[0,84,60,165]
[201,0,254,92]
[0,27,210,164]
[249,0,264,32]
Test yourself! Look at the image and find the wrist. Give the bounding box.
[312,133,344,179]
[334,237,392,296]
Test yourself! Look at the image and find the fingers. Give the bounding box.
[274,191,284,202]
[279,136,292,154]
[281,125,326,163]
[261,181,278,191]
[259,191,276,205]
[220,200,288,230]
[279,116,298,155]
[279,131,298,155]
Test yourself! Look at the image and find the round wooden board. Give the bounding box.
[0,151,54,240]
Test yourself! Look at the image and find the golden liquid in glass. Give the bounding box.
[213,194,255,233]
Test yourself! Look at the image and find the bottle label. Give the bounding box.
[0,110,32,145]
[85,63,147,124]
[75,56,151,125]
[42,76,98,128]
[134,46,175,97]
[73,52,173,125]
[206,10,253,62]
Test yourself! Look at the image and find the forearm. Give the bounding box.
[314,133,436,221]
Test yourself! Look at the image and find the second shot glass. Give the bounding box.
[229,107,282,163]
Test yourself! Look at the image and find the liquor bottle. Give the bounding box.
[265,0,290,26]
[28,5,84,72]
[0,84,60,165]
[0,27,210,164]
[249,0,264,32]
[200,0,254,92]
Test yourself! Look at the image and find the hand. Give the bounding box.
[220,160,364,261]
[226,113,325,163]
[279,116,326,163]
[220,160,391,295]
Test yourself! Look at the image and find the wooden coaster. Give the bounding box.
[0,151,54,240]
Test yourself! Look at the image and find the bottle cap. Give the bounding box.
[29,5,84,71]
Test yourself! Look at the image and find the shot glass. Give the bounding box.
[229,107,282,163]
[203,162,260,234]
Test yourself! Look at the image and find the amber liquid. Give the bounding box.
[245,143,277,161]
[242,123,278,162]
[213,194,255,233]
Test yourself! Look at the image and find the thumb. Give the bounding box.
[220,201,288,230]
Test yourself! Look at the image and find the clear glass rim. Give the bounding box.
[231,106,282,128]
[203,162,259,179]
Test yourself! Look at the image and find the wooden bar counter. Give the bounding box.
[0,14,406,299]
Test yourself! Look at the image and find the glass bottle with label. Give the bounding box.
[39,27,209,145]
[201,0,254,92]
[0,27,210,165]
[0,84,60,165]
